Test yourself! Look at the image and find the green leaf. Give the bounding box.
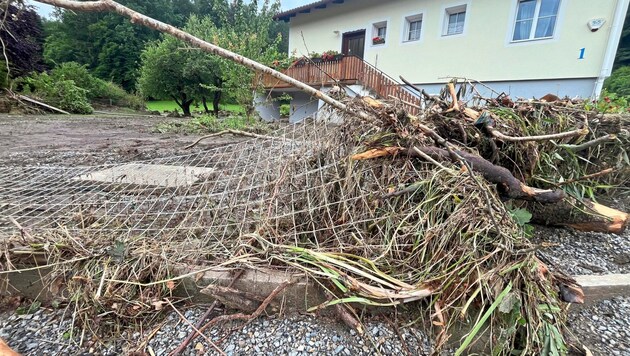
[307,296,399,312]
[510,208,532,226]
[455,282,513,356]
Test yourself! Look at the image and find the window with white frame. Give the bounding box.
[512,0,560,41]
[372,21,387,45]
[444,5,467,36]
[404,14,423,42]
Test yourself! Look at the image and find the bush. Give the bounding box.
[50,62,103,99]
[20,72,93,114]
[49,62,145,110]
[279,104,290,117]
[604,66,630,97]
[585,90,630,114]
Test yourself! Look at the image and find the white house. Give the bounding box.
[257,0,629,122]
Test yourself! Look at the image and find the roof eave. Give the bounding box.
[273,0,346,22]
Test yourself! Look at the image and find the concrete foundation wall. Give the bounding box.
[289,92,320,123]
[254,92,282,122]
[416,78,597,99]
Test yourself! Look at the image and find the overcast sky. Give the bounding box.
[28,0,313,19]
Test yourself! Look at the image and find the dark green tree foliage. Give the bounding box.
[604,66,630,96]
[44,0,186,91]
[615,6,630,68]
[0,4,45,82]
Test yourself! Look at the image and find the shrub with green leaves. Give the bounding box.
[49,62,145,110]
[20,72,93,114]
[604,66,630,97]
[279,104,290,117]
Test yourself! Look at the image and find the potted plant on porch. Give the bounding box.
[310,52,323,63]
[322,50,343,62]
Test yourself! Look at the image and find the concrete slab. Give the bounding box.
[173,265,327,313]
[574,274,630,302]
[73,164,214,188]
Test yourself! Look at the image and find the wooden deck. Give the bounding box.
[260,56,421,113]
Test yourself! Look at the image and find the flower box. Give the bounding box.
[372,37,385,45]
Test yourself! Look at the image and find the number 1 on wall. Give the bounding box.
[578,48,586,60]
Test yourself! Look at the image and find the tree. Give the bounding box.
[0,3,46,84]
[43,0,182,90]
[139,1,282,116]
[138,36,201,116]
[187,0,283,115]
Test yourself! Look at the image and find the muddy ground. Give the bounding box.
[0,114,242,166]
[0,113,628,355]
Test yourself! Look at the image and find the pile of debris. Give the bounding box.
[1,80,628,354]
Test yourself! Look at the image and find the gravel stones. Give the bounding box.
[567,296,630,355]
[533,226,630,275]
[1,300,629,355]
[0,308,122,355]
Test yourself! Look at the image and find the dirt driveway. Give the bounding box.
[0,114,237,166]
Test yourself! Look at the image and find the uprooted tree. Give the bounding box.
[6,0,627,354]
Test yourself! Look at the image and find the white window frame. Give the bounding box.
[511,0,560,42]
[443,4,467,36]
[403,14,423,42]
[371,21,388,46]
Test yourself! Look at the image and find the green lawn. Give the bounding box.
[146,100,244,114]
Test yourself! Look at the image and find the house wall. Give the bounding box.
[287,0,620,97]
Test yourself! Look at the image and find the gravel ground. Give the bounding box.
[0,307,440,355]
[567,296,630,355]
[3,299,630,355]
[533,226,630,276]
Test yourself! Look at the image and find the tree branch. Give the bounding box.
[558,134,616,152]
[409,146,566,203]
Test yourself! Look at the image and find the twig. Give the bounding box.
[399,75,444,104]
[33,0,363,120]
[411,146,452,172]
[409,146,565,204]
[166,299,226,356]
[558,134,616,152]
[8,216,31,242]
[384,315,411,356]
[490,126,589,142]
[334,303,363,335]
[462,108,589,142]
[184,129,280,149]
[557,168,615,186]
[135,319,170,353]
[0,256,92,275]
[170,269,245,356]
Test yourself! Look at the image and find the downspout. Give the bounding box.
[593,0,630,99]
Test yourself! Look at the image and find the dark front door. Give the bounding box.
[342,30,365,59]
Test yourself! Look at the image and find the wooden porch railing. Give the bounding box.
[259,56,421,114]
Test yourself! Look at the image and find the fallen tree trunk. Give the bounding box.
[522,198,630,234]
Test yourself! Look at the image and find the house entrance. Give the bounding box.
[342,30,365,59]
